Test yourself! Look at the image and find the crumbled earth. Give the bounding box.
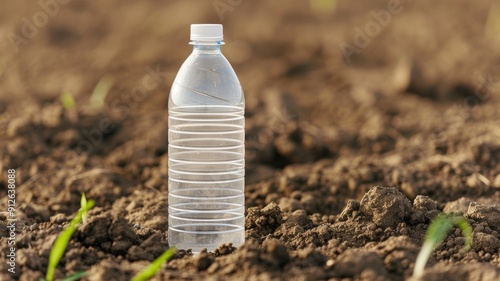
[1,0,500,280]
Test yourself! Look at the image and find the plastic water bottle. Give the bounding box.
[168,24,245,253]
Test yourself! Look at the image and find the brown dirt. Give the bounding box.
[1,0,500,280]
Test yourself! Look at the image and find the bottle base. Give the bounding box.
[168,224,244,253]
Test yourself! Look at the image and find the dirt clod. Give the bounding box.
[473,232,500,254]
[466,203,500,232]
[78,212,112,246]
[246,202,283,234]
[334,249,387,278]
[279,197,304,213]
[194,252,215,271]
[360,186,413,229]
[263,238,290,267]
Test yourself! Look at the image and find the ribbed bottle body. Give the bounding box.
[168,44,245,252]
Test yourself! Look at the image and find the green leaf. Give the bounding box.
[61,271,88,281]
[131,247,176,281]
[41,271,88,281]
[60,91,76,110]
[46,200,95,281]
[81,192,88,225]
[309,0,338,13]
[452,216,473,252]
[90,76,113,109]
[485,2,500,42]
[424,214,454,247]
[413,214,472,278]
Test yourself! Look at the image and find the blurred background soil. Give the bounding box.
[1,0,500,280]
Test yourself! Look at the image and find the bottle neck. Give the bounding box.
[191,41,222,54]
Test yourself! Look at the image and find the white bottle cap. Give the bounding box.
[190,24,223,41]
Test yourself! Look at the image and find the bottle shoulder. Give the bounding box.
[183,53,240,81]
[169,52,244,108]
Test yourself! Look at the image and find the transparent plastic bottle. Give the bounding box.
[168,24,245,253]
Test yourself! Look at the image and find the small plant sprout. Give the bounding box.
[60,91,76,110]
[58,271,88,281]
[90,76,113,109]
[44,198,95,281]
[81,192,88,225]
[485,2,500,42]
[412,214,472,279]
[131,247,176,281]
[309,0,338,13]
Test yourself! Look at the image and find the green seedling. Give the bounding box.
[412,214,472,279]
[41,269,88,281]
[485,2,500,42]
[44,198,95,281]
[309,0,338,13]
[131,247,176,281]
[90,76,113,109]
[81,192,88,225]
[59,271,88,281]
[60,91,76,110]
